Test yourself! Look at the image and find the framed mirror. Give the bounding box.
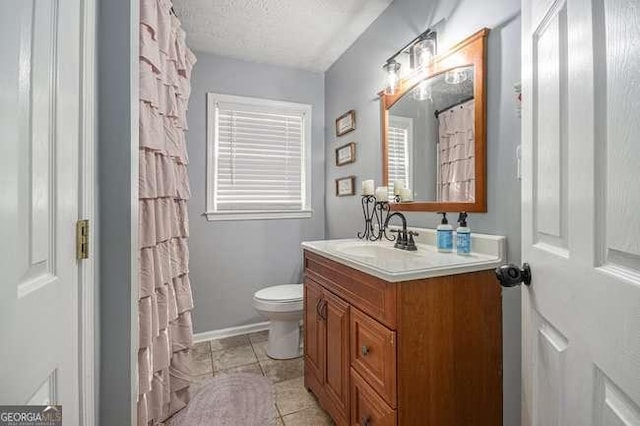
[380,28,489,212]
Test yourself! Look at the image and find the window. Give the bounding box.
[206,93,312,221]
[387,115,413,200]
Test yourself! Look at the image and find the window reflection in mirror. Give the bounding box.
[387,65,475,203]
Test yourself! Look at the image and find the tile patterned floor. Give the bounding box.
[191,330,334,426]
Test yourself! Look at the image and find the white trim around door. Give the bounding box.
[79,0,97,424]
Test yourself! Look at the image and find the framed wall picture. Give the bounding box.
[335,142,356,166]
[335,176,356,196]
[335,110,356,136]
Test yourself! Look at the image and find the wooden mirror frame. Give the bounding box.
[380,28,489,212]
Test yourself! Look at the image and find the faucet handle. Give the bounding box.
[407,230,419,236]
[406,232,418,251]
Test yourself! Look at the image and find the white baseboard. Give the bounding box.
[193,321,271,343]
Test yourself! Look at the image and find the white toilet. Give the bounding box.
[253,284,304,360]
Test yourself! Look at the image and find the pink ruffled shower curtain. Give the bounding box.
[138,0,197,424]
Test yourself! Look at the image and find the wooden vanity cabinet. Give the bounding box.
[303,250,502,426]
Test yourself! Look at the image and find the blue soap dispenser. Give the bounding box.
[436,212,453,252]
[456,212,471,255]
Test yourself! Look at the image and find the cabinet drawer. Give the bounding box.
[350,307,397,406]
[351,368,396,426]
[304,251,397,329]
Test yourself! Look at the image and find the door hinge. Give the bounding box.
[76,219,89,260]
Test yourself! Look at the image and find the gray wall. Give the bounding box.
[324,0,522,424]
[186,53,326,333]
[98,0,136,424]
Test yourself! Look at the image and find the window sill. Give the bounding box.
[203,210,313,222]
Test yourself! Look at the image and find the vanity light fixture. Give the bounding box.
[383,29,437,95]
[383,59,401,94]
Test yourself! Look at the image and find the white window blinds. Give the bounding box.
[207,94,312,220]
[387,116,412,200]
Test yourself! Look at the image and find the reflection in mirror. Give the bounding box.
[387,65,475,203]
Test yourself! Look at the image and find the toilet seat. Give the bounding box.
[254,284,302,302]
[253,284,303,313]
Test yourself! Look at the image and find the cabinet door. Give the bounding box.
[323,290,350,422]
[304,279,325,384]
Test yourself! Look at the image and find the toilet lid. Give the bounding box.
[254,284,303,302]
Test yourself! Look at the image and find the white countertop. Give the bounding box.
[302,227,506,283]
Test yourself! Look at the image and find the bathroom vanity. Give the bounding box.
[302,230,505,426]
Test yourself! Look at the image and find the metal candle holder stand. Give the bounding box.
[357,195,396,242]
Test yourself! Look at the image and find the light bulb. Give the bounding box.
[387,71,398,94]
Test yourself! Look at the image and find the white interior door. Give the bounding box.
[0,0,82,423]
[521,0,640,424]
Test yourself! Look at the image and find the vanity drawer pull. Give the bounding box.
[320,299,328,320]
[361,345,370,356]
[360,416,370,426]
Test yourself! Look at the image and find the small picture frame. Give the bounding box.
[335,110,356,137]
[335,142,356,166]
[335,176,356,197]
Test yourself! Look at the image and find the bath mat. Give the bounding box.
[166,373,277,426]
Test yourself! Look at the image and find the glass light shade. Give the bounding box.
[412,80,432,101]
[383,60,401,95]
[411,38,436,71]
[444,68,468,85]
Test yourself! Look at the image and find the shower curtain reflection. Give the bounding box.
[437,99,475,202]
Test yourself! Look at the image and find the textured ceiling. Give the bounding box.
[173,0,392,72]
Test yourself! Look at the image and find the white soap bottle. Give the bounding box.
[456,212,471,255]
[436,212,453,252]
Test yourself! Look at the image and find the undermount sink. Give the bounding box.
[334,242,418,260]
[302,228,506,282]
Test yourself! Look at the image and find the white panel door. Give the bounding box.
[0,0,81,423]
[522,0,640,424]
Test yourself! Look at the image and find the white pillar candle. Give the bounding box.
[375,186,388,201]
[400,187,413,202]
[393,180,405,195]
[362,179,375,195]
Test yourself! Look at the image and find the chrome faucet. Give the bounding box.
[384,212,418,251]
